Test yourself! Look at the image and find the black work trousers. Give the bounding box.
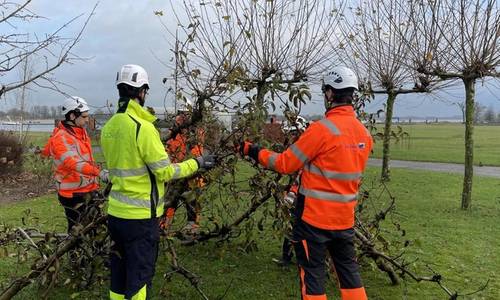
[292,219,367,300]
[108,216,160,299]
[58,192,92,233]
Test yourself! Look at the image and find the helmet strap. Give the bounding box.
[137,87,148,107]
[137,96,145,107]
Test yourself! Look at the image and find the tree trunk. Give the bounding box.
[381,92,397,182]
[461,79,475,210]
[250,82,268,142]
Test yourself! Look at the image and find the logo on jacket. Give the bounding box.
[358,143,366,149]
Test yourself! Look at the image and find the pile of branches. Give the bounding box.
[0,145,487,299]
[160,161,469,300]
[0,131,24,175]
[0,98,487,300]
[0,190,109,300]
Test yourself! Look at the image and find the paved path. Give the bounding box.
[93,145,500,178]
[368,158,500,178]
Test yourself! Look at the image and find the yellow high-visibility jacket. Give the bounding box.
[101,98,199,219]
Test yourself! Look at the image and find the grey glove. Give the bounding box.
[195,154,218,170]
[99,169,110,183]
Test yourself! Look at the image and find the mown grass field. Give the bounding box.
[371,123,500,166]
[1,166,499,299]
[23,123,500,167]
[24,131,51,148]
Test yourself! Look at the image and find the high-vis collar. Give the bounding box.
[55,121,89,142]
[325,105,355,118]
[118,97,157,123]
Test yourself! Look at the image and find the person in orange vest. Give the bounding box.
[42,96,108,233]
[239,66,372,300]
[274,117,308,267]
[164,105,206,236]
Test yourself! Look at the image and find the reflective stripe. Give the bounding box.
[319,118,340,135]
[305,163,362,180]
[57,178,94,190]
[109,290,125,300]
[55,151,76,165]
[62,134,89,162]
[268,153,278,169]
[109,166,148,177]
[61,135,77,153]
[76,161,85,173]
[147,158,171,171]
[290,144,308,164]
[57,134,90,168]
[171,164,182,179]
[109,191,150,208]
[299,187,357,202]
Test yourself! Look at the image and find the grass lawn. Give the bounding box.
[22,131,51,148]
[22,123,500,167]
[371,123,500,166]
[1,166,499,299]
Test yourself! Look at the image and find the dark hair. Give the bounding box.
[64,110,81,121]
[117,83,148,99]
[323,85,355,104]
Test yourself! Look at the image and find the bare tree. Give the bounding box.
[454,101,466,124]
[14,56,33,139]
[482,105,495,123]
[0,1,97,98]
[337,0,440,181]
[157,0,343,140]
[473,102,486,124]
[403,0,499,209]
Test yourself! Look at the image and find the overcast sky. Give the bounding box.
[1,0,499,118]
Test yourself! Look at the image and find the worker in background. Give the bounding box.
[239,66,372,300]
[273,116,307,267]
[42,96,108,233]
[100,64,217,300]
[163,100,206,237]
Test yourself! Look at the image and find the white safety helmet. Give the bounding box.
[283,115,308,132]
[322,66,358,90]
[116,64,149,89]
[62,96,89,115]
[177,98,193,113]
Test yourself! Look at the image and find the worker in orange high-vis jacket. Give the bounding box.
[239,66,372,300]
[164,110,206,236]
[42,96,109,233]
[274,117,308,267]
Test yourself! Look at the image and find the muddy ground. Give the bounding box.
[0,172,54,204]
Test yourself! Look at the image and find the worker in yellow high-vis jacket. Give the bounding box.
[101,64,217,300]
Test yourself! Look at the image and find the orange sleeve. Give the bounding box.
[41,140,51,157]
[258,122,325,174]
[190,144,203,157]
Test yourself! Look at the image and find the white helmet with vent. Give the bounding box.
[283,115,308,132]
[177,98,193,113]
[116,64,149,88]
[62,96,89,114]
[322,66,358,90]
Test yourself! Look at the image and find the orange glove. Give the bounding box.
[239,141,252,156]
[238,141,261,161]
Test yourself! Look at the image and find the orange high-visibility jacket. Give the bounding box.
[165,133,188,163]
[257,105,373,230]
[165,126,206,163]
[165,131,206,187]
[42,122,100,197]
